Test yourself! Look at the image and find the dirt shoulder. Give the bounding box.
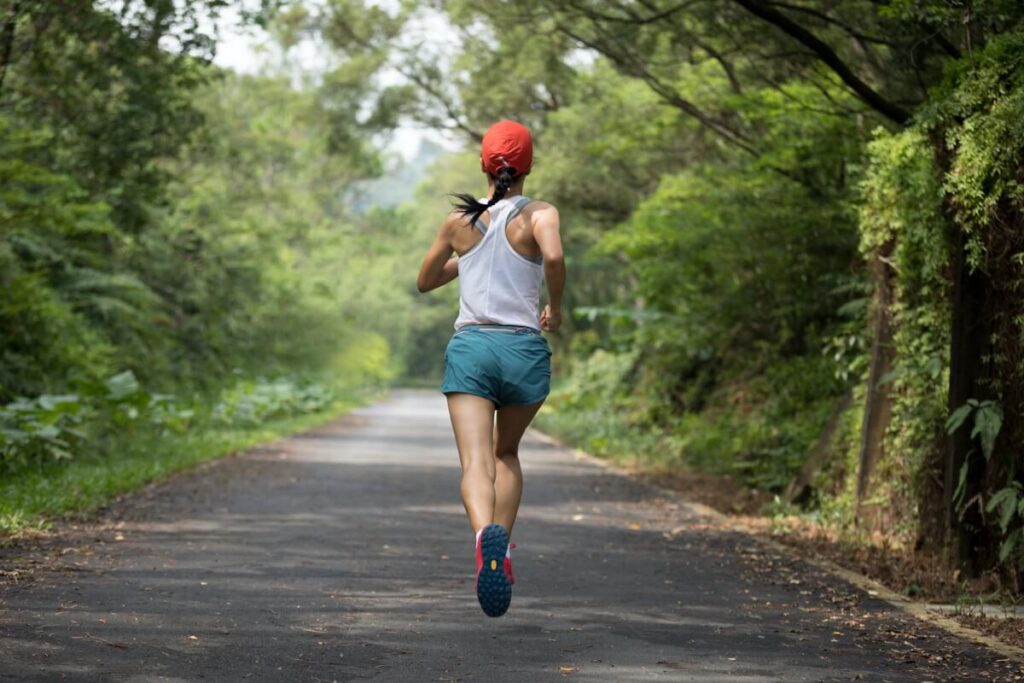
[638,467,1024,653]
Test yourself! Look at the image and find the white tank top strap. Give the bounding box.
[474,195,529,233]
[497,197,542,266]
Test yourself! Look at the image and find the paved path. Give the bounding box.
[1,391,1020,682]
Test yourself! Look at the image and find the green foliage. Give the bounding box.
[0,4,416,533]
[542,348,845,492]
[2,35,400,393]
[984,482,1024,564]
[0,369,188,472]
[537,349,661,460]
[612,157,856,357]
[0,394,88,470]
[926,28,1024,571]
[858,126,952,520]
[947,399,1005,532]
[932,30,1024,269]
[946,399,1004,462]
[651,355,844,491]
[213,378,336,427]
[0,394,359,536]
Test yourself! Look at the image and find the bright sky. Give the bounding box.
[211,3,461,162]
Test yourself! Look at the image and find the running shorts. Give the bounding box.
[441,325,551,407]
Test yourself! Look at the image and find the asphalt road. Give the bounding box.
[1,390,1020,682]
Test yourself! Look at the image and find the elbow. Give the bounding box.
[417,273,438,293]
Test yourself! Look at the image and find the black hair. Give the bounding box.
[450,166,518,227]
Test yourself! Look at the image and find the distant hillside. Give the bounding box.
[350,139,448,212]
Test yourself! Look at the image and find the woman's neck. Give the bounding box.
[487,179,526,199]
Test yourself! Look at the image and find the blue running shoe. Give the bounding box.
[475,524,512,617]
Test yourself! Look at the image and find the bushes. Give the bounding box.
[0,395,89,470]
[856,126,951,530]
[541,348,844,492]
[539,126,858,494]
[538,349,663,459]
[213,378,335,427]
[0,369,350,476]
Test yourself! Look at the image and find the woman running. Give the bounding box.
[416,120,565,618]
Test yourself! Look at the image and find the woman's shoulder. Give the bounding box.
[442,209,474,232]
[522,199,559,227]
[523,197,555,209]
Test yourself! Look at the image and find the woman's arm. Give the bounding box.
[417,216,459,293]
[532,204,565,332]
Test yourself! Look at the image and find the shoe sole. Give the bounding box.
[476,524,511,617]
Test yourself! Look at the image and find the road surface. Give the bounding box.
[1,391,1019,681]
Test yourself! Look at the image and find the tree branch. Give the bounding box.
[731,0,910,124]
[763,0,896,46]
[693,37,743,94]
[564,0,698,26]
[924,27,962,60]
[557,20,758,155]
[630,0,746,95]
[397,65,482,143]
[556,19,823,191]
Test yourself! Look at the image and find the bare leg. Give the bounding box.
[446,393,497,533]
[493,401,544,534]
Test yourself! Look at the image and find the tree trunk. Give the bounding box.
[855,242,896,527]
[786,391,853,506]
[944,212,989,573]
[0,1,20,95]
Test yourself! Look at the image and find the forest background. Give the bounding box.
[2,0,1024,590]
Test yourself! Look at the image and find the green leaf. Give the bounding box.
[953,461,970,511]
[37,394,81,412]
[946,403,974,434]
[986,487,1020,532]
[986,486,1017,513]
[1000,528,1023,563]
[105,371,140,401]
[971,401,1003,461]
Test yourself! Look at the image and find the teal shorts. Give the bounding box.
[441,325,552,407]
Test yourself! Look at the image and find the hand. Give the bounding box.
[540,305,562,332]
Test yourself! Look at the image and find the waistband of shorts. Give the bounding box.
[455,324,542,336]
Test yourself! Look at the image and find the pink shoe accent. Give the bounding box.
[503,543,516,585]
[474,533,484,590]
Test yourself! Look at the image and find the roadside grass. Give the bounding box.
[0,398,364,538]
[533,404,659,469]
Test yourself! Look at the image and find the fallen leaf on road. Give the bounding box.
[188,635,198,641]
[558,665,578,675]
[72,633,128,649]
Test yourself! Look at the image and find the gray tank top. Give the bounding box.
[454,196,544,330]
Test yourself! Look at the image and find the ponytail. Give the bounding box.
[450,166,518,226]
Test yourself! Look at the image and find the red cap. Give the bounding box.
[481,120,533,176]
